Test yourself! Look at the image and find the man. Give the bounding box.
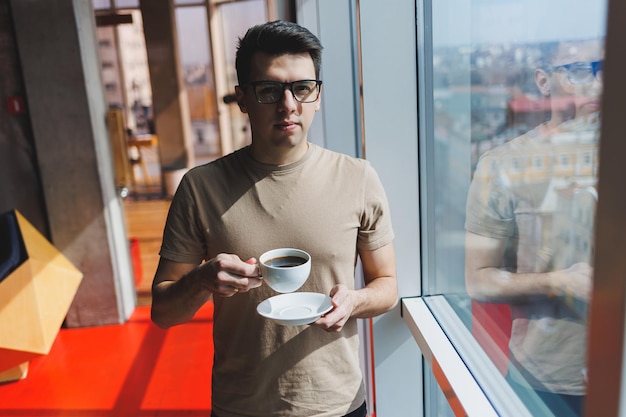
[151,20,397,417]
[465,39,602,417]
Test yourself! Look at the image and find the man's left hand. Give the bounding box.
[311,284,355,332]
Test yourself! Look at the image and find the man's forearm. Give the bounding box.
[351,276,398,318]
[151,269,212,328]
[466,267,559,303]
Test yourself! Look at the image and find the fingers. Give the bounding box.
[214,273,262,297]
[244,258,262,279]
[209,254,263,297]
[312,285,352,332]
[561,262,593,301]
[214,284,239,298]
[214,254,259,278]
[313,310,348,332]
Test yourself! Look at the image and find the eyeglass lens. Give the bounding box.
[557,61,603,85]
[253,80,320,104]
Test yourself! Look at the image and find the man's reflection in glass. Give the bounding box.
[465,39,603,417]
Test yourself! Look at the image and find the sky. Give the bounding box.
[434,0,608,46]
[173,0,609,65]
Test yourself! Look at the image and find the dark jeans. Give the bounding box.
[211,401,367,417]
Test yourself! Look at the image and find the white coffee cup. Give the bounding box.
[259,248,311,293]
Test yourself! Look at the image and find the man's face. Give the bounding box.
[235,52,321,158]
[541,40,604,119]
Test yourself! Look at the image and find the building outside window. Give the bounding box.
[410,0,608,415]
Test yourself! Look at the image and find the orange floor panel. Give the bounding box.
[0,303,214,417]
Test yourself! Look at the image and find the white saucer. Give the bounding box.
[257,292,333,326]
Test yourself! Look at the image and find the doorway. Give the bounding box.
[93,0,284,303]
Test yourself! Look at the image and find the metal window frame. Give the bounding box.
[583,0,626,414]
[403,297,500,417]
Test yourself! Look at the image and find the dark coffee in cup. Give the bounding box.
[266,256,307,268]
[259,248,311,293]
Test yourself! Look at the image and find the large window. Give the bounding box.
[417,0,607,415]
[174,5,220,157]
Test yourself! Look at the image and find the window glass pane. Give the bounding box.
[175,6,220,158]
[426,369,457,417]
[96,25,124,107]
[114,0,139,8]
[116,10,152,134]
[220,0,266,87]
[175,0,204,5]
[93,0,111,10]
[219,0,267,150]
[423,0,607,416]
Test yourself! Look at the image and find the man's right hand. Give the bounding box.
[151,254,262,328]
[554,262,593,301]
[201,254,263,297]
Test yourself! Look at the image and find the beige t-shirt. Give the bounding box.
[160,143,394,416]
[465,122,597,395]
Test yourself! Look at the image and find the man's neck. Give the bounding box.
[250,141,310,165]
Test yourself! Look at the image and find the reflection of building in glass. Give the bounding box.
[184,64,220,156]
[96,10,152,134]
[433,40,601,175]
[475,131,598,184]
[97,31,124,107]
[470,122,598,278]
[118,10,152,134]
[553,185,597,270]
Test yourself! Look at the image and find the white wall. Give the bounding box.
[296,0,360,156]
[358,1,423,416]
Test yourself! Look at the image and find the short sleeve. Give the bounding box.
[465,153,517,239]
[357,163,395,251]
[159,174,208,264]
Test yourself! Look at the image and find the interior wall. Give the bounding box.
[9,0,136,327]
[0,0,48,233]
[359,0,423,414]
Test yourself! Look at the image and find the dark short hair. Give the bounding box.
[235,20,323,85]
[535,41,561,70]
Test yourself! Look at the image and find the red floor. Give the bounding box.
[0,303,214,417]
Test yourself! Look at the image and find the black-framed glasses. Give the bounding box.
[243,80,322,104]
[547,60,603,85]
